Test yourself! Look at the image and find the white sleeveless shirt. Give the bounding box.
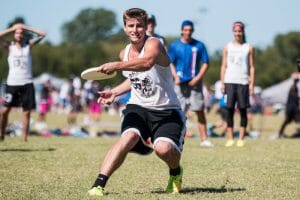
[7,42,33,85]
[224,42,250,85]
[122,38,181,110]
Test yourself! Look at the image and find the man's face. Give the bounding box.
[124,18,146,44]
[14,28,24,42]
[181,25,193,40]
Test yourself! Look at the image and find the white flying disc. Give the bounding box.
[81,67,116,80]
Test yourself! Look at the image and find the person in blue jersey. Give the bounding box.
[168,20,213,147]
[0,23,46,142]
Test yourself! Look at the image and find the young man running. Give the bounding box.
[88,8,186,196]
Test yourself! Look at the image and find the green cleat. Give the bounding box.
[166,166,183,194]
[88,186,105,197]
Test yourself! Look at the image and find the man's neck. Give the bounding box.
[181,37,192,43]
[131,35,148,53]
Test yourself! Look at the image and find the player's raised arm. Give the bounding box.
[22,24,46,46]
[0,26,15,49]
[97,38,168,74]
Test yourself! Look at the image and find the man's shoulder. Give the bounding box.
[145,37,162,49]
[192,39,206,47]
[170,39,181,44]
[153,34,166,45]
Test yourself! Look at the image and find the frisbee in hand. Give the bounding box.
[81,67,116,80]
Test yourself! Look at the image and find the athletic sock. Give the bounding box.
[92,174,109,188]
[169,166,181,176]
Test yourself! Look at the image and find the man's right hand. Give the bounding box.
[97,90,116,105]
[174,76,180,85]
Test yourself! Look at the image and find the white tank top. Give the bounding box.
[224,42,250,85]
[7,42,33,85]
[122,38,181,110]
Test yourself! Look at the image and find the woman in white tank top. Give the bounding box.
[0,23,46,142]
[220,21,255,147]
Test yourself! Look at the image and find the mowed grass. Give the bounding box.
[0,110,299,200]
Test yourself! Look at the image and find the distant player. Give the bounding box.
[220,21,255,147]
[146,14,167,49]
[168,20,213,147]
[88,8,185,196]
[0,23,46,141]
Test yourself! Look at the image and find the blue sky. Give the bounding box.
[0,0,299,53]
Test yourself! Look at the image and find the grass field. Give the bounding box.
[0,110,299,200]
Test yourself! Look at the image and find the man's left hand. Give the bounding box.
[188,78,199,87]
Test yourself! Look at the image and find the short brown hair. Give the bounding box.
[123,8,147,26]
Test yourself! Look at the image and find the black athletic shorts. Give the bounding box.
[225,83,250,109]
[121,104,186,155]
[3,83,36,110]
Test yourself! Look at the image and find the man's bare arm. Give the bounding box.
[97,38,170,74]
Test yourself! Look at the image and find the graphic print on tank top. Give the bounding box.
[11,46,30,69]
[13,55,27,69]
[228,50,244,67]
[127,71,156,98]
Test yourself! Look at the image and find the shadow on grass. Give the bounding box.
[151,186,246,194]
[0,148,56,152]
[180,186,246,194]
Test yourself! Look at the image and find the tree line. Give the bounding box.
[0,8,299,88]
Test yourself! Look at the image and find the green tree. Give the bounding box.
[255,31,300,88]
[62,8,117,45]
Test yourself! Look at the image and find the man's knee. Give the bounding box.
[154,141,173,156]
[120,131,140,147]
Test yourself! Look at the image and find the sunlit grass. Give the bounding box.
[0,109,299,199]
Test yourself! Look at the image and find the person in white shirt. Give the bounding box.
[0,23,46,141]
[88,8,185,197]
[220,21,255,147]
